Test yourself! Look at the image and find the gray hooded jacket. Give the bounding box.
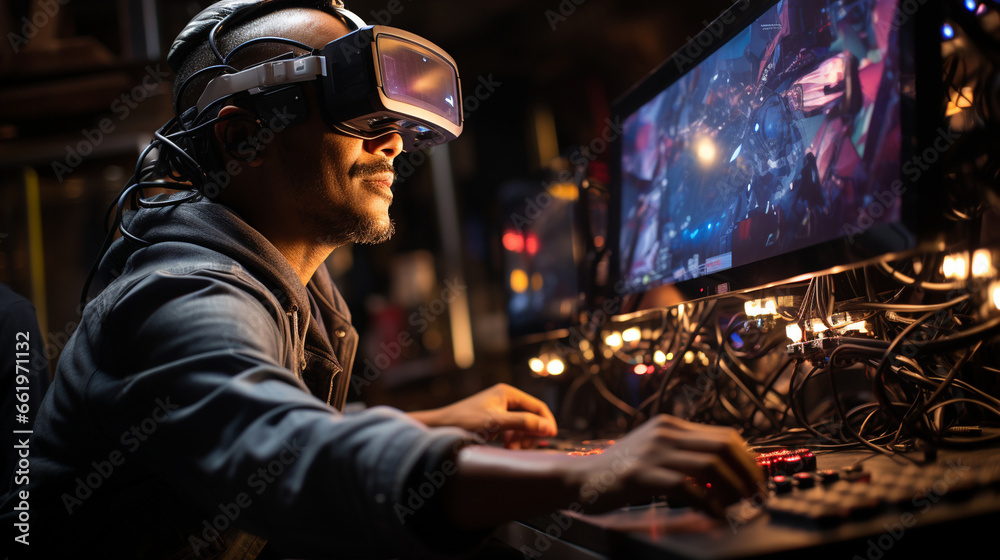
[1,198,479,559]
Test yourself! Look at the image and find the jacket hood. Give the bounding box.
[99,196,310,315]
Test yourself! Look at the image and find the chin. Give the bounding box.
[352,216,395,245]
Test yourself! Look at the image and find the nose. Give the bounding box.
[363,132,404,161]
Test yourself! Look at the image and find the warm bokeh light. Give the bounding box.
[510,269,528,293]
[972,249,992,278]
[622,327,641,343]
[530,272,544,292]
[605,331,623,348]
[546,357,565,376]
[528,357,545,373]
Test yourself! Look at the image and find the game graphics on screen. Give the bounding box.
[619,0,903,292]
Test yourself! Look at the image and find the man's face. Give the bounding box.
[276,93,403,247]
[257,9,404,246]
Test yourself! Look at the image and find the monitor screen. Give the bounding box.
[614,0,916,303]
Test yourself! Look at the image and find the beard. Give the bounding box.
[335,209,395,245]
[304,161,397,247]
[307,197,395,247]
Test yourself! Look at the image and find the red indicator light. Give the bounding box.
[525,233,539,255]
[502,231,524,252]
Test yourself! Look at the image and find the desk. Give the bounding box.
[494,447,1000,559]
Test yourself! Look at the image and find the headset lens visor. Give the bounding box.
[378,34,461,128]
[319,26,463,150]
[193,25,464,151]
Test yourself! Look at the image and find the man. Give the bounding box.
[0,2,763,558]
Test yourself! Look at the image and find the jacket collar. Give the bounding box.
[102,196,359,408]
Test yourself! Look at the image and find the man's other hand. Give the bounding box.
[568,414,766,516]
[408,383,558,448]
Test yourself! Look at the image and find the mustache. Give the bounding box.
[350,160,396,180]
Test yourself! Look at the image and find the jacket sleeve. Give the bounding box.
[86,269,483,558]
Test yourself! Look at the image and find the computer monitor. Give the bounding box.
[610,0,944,308]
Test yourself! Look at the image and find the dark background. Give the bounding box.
[0,0,734,413]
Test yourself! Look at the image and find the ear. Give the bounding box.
[214,105,266,167]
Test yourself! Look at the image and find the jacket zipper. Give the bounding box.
[290,305,301,376]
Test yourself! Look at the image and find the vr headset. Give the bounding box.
[189,1,463,151]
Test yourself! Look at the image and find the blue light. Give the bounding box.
[965,0,977,11]
[730,332,744,349]
[942,23,955,39]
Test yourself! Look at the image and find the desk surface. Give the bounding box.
[495,447,1000,559]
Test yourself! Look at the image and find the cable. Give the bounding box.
[829,344,910,458]
[836,293,971,313]
[876,260,965,292]
[591,374,638,418]
[645,300,718,417]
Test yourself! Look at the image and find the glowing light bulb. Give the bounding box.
[546,358,565,376]
[786,323,803,343]
[943,254,955,278]
[943,252,969,280]
[653,350,668,365]
[954,255,968,280]
[622,327,641,343]
[764,298,777,315]
[529,358,545,374]
[972,249,992,278]
[605,332,623,348]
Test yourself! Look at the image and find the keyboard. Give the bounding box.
[499,444,1000,559]
[762,450,1000,528]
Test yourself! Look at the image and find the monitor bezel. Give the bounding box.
[607,0,946,313]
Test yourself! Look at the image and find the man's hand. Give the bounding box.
[566,414,765,516]
[442,414,766,529]
[408,383,557,448]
